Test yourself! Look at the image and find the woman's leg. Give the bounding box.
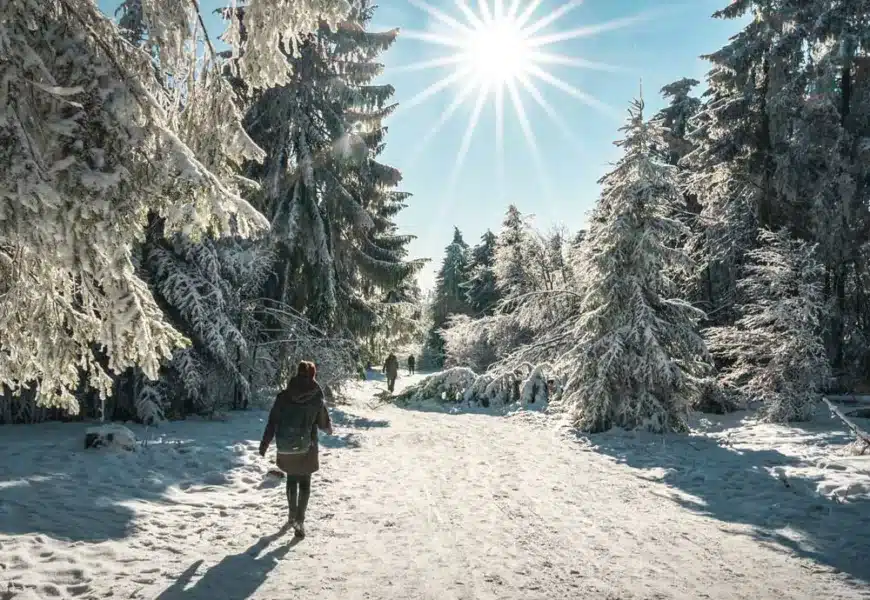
[285,475,299,522]
[295,475,312,524]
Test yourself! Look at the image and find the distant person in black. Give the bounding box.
[407,354,416,375]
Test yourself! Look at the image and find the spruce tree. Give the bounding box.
[493,205,535,302]
[655,77,702,168]
[422,228,472,367]
[683,7,773,324]
[654,78,703,296]
[553,97,711,433]
[463,230,501,316]
[781,1,870,378]
[240,1,419,346]
[432,227,472,325]
[706,230,830,422]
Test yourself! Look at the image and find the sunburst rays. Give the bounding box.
[392,0,655,226]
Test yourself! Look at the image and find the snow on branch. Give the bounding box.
[0,0,355,411]
[822,397,870,456]
[225,0,352,90]
[393,367,477,405]
[706,229,830,423]
[392,364,559,410]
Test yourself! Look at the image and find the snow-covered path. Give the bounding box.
[2,376,869,600]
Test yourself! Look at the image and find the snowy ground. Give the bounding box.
[1,375,869,600]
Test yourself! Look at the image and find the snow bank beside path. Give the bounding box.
[583,406,870,586]
[691,407,870,503]
[0,412,276,599]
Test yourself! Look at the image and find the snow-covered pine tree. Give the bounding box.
[463,230,501,316]
[653,78,704,300]
[779,1,870,383]
[683,1,788,325]
[493,205,536,303]
[543,226,572,289]
[551,97,711,433]
[654,78,702,168]
[242,1,419,343]
[333,46,426,342]
[705,229,830,422]
[421,228,472,368]
[0,0,352,413]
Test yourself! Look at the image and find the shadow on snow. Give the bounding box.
[588,426,870,585]
[0,403,388,543]
[154,527,300,600]
[329,407,390,429]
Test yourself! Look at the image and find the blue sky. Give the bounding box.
[98,0,742,291]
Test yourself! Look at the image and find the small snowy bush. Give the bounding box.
[135,379,166,425]
[394,368,477,404]
[395,364,560,410]
[464,371,517,407]
[520,365,551,405]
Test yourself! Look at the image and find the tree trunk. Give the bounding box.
[757,55,774,228]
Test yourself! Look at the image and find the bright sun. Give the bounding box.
[460,18,531,85]
[396,0,653,200]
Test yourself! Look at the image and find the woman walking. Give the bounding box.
[259,360,333,538]
[383,352,399,392]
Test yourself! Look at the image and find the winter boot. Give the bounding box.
[293,519,306,538]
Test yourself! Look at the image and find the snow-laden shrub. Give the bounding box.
[706,229,830,422]
[693,377,739,415]
[464,371,516,407]
[394,367,477,404]
[396,363,560,410]
[135,380,166,425]
[521,365,551,405]
[464,364,560,407]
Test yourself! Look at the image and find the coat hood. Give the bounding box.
[283,376,321,404]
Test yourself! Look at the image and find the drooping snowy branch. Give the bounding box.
[393,364,558,410]
[0,0,354,412]
[822,397,870,456]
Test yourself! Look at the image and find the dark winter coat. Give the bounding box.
[259,377,332,476]
[407,355,415,368]
[384,354,399,379]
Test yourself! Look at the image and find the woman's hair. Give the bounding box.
[296,360,317,380]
